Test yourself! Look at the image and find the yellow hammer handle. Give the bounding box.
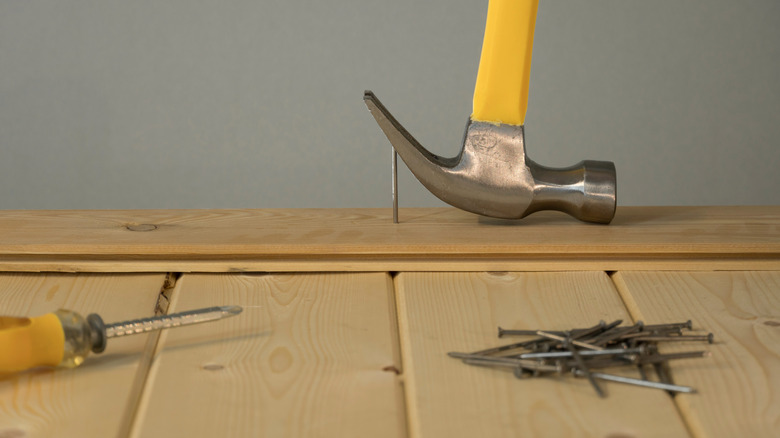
[472,0,539,126]
[0,314,65,372]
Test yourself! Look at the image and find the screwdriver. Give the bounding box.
[0,305,242,372]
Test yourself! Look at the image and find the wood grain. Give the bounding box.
[130,273,406,438]
[395,272,690,438]
[0,273,166,438]
[0,207,778,272]
[613,271,780,438]
[3,256,779,274]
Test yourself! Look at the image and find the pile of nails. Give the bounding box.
[448,319,713,398]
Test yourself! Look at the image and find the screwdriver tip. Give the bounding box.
[220,305,243,316]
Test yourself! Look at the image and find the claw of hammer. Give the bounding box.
[364,91,616,224]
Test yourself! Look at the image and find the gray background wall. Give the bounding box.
[1,0,778,210]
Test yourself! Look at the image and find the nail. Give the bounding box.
[497,320,615,340]
[637,364,649,381]
[639,334,714,344]
[569,320,614,341]
[563,358,622,369]
[643,320,693,331]
[462,357,562,373]
[620,329,684,340]
[462,339,540,356]
[537,331,603,350]
[590,323,644,346]
[514,367,532,379]
[575,371,696,393]
[450,352,544,366]
[563,354,641,369]
[653,362,675,395]
[564,338,606,398]
[498,327,564,338]
[519,346,645,360]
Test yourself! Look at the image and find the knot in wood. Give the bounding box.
[125,223,158,232]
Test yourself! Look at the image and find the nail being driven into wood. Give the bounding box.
[392,148,398,224]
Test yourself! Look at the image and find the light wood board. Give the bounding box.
[1,207,778,272]
[3,256,780,274]
[394,271,690,438]
[130,273,406,438]
[0,273,166,438]
[613,271,780,438]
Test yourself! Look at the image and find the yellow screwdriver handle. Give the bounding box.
[472,0,539,126]
[0,309,98,373]
[0,313,65,372]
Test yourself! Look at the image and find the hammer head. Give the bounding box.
[364,91,617,224]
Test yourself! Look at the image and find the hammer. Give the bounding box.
[364,0,616,224]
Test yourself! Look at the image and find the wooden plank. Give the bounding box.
[130,273,406,438]
[395,272,690,437]
[613,271,780,438]
[0,207,777,259]
[0,273,167,438]
[2,255,779,273]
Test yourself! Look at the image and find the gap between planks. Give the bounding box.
[388,272,412,438]
[610,271,780,438]
[608,271,697,438]
[118,272,181,438]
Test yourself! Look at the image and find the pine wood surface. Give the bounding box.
[0,206,777,255]
[1,206,778,272]
[0,273,166,438]
[394,271,690,438]
[4,257,780,274]
[0,271,776,437]
[614,271,780,438]
[130,273,406,438]
[0,207,778,435]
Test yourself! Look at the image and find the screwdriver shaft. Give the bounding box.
[105,305,242,338]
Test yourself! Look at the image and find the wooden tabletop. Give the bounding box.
[0,207,778,437]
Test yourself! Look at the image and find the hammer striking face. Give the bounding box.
[364,0,617,224]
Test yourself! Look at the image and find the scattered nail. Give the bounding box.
[448,319,712,398]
